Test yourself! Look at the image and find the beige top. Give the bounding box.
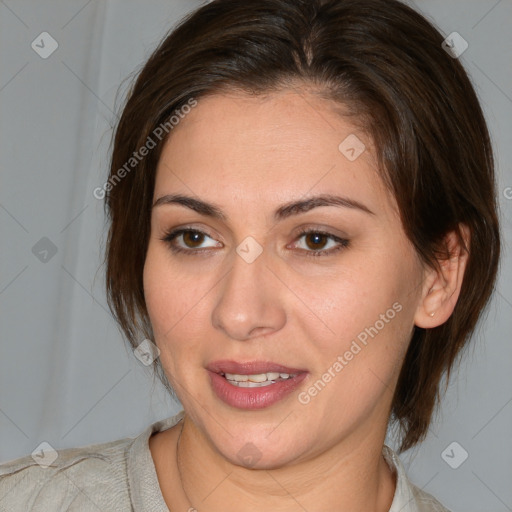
[0,410,450,511]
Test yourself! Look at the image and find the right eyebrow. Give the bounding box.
[152,192,375,220]
[152,194,227,221]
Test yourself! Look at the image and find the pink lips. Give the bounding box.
[207,359,306,375]
[207,360,309,410]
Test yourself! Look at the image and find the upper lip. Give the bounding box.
[207,360,307,375]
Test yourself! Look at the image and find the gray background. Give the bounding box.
[0,1,511,511]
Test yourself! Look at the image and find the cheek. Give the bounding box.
[142,245,216,372]
[295,249,419,403]
[144,244,199,332]
[292,253,408,351]
[298,306,413,438]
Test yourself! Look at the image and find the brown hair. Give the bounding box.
[103,0,501,452]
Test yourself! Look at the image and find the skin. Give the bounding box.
[143,87,468,512]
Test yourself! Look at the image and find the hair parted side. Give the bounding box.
[103,0,501,452]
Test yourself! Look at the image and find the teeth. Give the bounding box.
[224,373,249,382]
[236,380,274,388]
[223,371,296,385]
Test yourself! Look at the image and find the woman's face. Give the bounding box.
[143,88,427,468]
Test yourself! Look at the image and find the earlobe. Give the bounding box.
[414,226,470,329]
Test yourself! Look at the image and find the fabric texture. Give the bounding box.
[0,409,450,511]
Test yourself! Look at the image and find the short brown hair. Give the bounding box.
[103,0,501,452]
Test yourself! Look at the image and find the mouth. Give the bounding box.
[206,360,309,409]
[207,360,306,386]
[219,371,297,387]
[207,360,306,375]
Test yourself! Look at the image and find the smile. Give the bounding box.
[222,372,297,387]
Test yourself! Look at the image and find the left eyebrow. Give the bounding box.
[151,193,375,220]
[152,194,227,220]
[274,194,375,219]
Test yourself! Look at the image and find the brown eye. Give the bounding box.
[292,229,350,257]
[182,231,205,248]
[161,228,222,254]
[304,232,329,250]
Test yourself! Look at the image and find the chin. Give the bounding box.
[226,444,301,471]
[208,426,312,471]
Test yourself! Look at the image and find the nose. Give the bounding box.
[211,248,287,341]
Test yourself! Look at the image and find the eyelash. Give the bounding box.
[160,227,350,258]
[292,227,350,257]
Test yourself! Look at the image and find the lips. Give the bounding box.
[208,371,308,409]
[207,360,307,375]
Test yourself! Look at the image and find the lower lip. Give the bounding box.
[208,371,308,410]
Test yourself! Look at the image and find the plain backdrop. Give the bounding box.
[1,1,511,511]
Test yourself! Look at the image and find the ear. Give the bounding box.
[414,224,470,329]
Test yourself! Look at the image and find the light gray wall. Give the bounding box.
[1,1,510,511]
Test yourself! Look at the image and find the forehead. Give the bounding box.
[154,89,396,219]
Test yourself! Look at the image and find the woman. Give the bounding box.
[0,0,501,510]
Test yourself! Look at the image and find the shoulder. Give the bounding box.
[410,483,452,512]
[409,483,451,512]
[382,445,452,512]
[0,436,134,511]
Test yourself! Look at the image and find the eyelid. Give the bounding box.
[160,225,223,254]
[162,224,220,240]
[292,223,350,241]
[160,225,350,259]
[288,227,350,257]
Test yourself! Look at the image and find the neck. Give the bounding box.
[174,415,396,512]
